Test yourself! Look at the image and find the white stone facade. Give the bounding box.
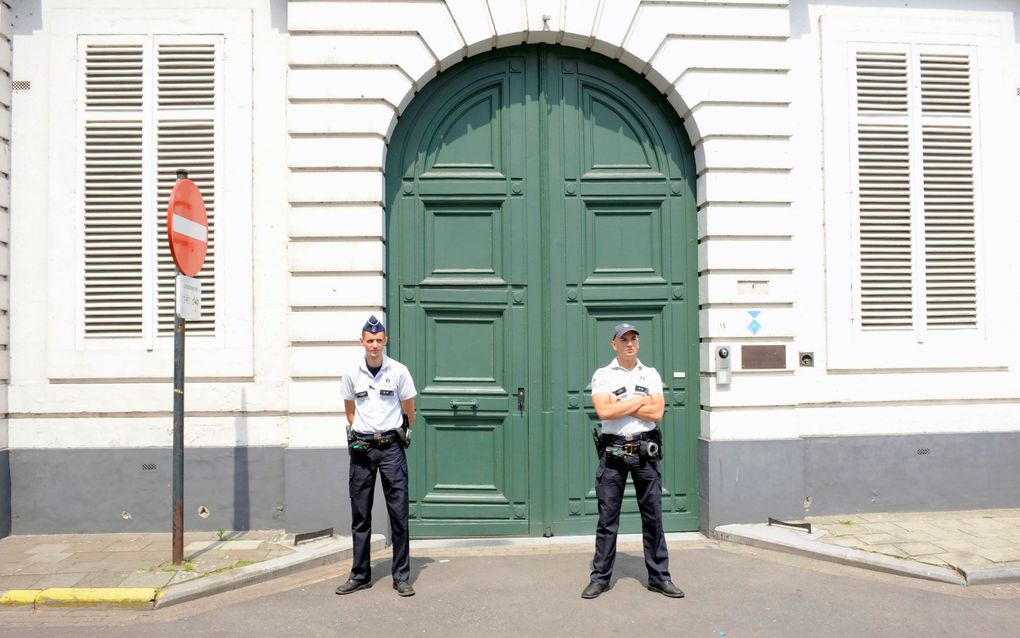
[4,0,1020,532]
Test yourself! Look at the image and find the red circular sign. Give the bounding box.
[167,179,208,276]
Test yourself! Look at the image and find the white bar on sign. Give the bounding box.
[673,372,685,379]
[172,214,208,243]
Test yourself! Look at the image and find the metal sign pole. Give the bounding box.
[171,169,188,565]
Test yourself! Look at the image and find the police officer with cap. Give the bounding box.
[336,315,418,597]
[581,322,684,599]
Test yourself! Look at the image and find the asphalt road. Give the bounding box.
[2,540,1019,637]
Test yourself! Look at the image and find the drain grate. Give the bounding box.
[916,448,930,456]
[142,463,158,471]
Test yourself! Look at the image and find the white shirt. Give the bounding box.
[341,355,417,434]
[590,358,664,436]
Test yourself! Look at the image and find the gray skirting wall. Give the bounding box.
[1,449,10,538]
[700,432,1020,532]
[8,433,1020,535]
[8,447,386,536]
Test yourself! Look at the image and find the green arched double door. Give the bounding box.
[386,46,699,537]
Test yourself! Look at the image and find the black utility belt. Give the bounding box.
[350,430,399,451]
[349,428,410,452]
[593,428,663,461]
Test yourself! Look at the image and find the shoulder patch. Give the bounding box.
[613,387,627,396]
[355,391,368,398]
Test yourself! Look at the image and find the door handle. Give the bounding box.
[450,399,478,410]
[517,387,525,412]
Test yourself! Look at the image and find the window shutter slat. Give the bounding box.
[155,42,217,336]
[857,121,914,329]
[922,124,976,328]
[85,44,143,110]
[83,121,144,337]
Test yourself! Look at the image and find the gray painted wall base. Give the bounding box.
[700,432,1020,532]
[0,449,10,538]
[10,433,1020,536]
[8,447,389,537]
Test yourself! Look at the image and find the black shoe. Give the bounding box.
[647,580,685,598]
[335,578,371,595]
[581,581,609,599]
[393,580,415,597]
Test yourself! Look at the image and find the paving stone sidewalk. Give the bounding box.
[0,530,295,592]
[807,508,1020,575]
[716,508,1020,586]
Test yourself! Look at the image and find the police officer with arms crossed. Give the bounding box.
[581,322,685,599]
[336,315,418,597]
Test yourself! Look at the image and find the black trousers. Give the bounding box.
[590,453,671,586]
[348,443,410,583]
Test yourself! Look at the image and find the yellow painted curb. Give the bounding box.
[35,587,159,608]
[0,589,41,606]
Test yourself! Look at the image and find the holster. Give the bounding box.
[640,428,664,461]
[398,414,411,449]
[592,427,606,458]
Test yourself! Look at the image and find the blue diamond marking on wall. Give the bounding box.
[747,319,762,335]
[748,310,761,319]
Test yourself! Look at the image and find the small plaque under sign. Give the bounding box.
[741,345,786,370]
[176,275,202,321]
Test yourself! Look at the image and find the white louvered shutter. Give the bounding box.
[155,40,218,337]
[919,52,976,328]
[81,42,147,338]
[854,50,913,329]
[80,37,220,343]
[852,46,978,336]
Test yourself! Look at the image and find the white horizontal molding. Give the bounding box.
[9,381,286,416]
[695,137,791,172]
[288,239,383,274]
[677,70,791,112]
[288,171,384,205]
[289,136,387,171]
[701,308,795,340]
[8,416,287,449]
[288,102,395,137]
[289,275,384,308]
[802,371,1020,406]
[701,407,798,440]
[690,104,792,142]
[289,1,465,69]
[289,206,384,239]
[291,345,363,379]
[623,4,789,71]
[799,402,1020,438]
[289,34,437,86]
[290,379,344,413]
[700,373,798,408]
[288,68,413,110]
[699,237,794,271]
[697,171,792,207]
[697,204,794,238]
[699,272,794,305]
[288,415,347,448]
[290,309,382,344]
[656,38,790,92]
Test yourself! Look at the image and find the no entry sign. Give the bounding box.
[167,178,208,276]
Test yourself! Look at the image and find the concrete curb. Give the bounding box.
[959,565,1020,585]
[714,524,967,586]
[153,534,385,609]
[0,534,385,610]
[0,587,158,609]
